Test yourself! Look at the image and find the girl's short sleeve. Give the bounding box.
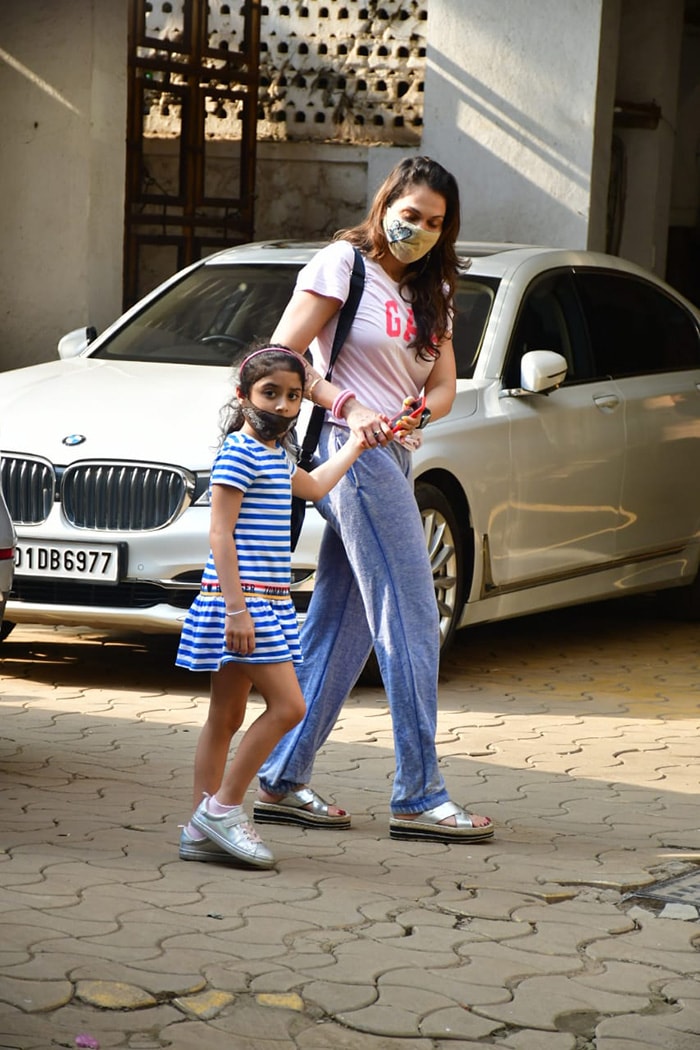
[211,435,257,492]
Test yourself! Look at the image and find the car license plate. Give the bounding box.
[15,540,120,582]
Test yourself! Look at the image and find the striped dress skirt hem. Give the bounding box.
[176,591,302,671]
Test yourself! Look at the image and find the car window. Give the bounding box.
[574,271,700,377]
[503,271,594,388]
[91,264,302,366]
[452,277,498,379]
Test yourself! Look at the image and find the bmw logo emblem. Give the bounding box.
[62,434,87,446]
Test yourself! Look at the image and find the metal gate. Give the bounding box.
[124,0,261,308]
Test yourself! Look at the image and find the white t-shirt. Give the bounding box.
[295,240,437,421]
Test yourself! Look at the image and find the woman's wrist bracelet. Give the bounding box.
[307,375,323,401]
[225,608,247,618]
[331,389,356,419]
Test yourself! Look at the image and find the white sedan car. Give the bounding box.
[0,477,15,637]
[1,241,699,652]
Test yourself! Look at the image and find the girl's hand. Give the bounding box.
[225,610,255,655]
[347,430,370,454]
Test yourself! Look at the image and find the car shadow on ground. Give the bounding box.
[0,592,697,718]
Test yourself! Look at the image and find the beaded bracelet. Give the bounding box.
[331,389,357,419]
[225,608,247,618]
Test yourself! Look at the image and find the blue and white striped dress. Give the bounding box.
[176,431,302,670]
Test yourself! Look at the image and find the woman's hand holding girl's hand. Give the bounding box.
[343,399,393,447]
[225,610,255,655]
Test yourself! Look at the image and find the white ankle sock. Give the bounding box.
[209,796,243,816]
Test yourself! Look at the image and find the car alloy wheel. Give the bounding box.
[415,481,463,651]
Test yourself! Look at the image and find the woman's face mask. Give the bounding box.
[382,204,441,264]
[241,400,299,442]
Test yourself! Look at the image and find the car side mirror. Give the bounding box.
[500,350,568,398]
[57,326,96,360]
[521,350,567,393]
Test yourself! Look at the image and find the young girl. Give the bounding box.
[176,345,366,868]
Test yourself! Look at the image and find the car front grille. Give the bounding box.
[62,462,193,530]
[1,455,55,525]
[0,456,193,531]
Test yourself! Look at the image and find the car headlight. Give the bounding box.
[193,474,211,506]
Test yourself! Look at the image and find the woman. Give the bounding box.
[254,156,493,843]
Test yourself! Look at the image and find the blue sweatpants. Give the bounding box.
[258,423,449,815]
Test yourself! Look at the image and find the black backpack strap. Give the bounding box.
[326,246,365,376]
[298,247,365,468]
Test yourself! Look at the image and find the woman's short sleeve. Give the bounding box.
[295,240,356,303]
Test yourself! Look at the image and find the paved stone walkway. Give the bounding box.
[1,597,699,1049]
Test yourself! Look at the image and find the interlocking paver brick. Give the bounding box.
[0,974,73,1012]
[661,978,700,1001]
[296,1024,431,1049]
[299,978,377,1014]
[174,987,237,1018]
[501,1033,577,1050]
[477,972,651,1030]
[380,965,511,1007]
[595,1012,700,1050]
[338,981,504,1039]
[1,607,699,1047]
[75,979,157,1008]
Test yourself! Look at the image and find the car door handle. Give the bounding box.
[592,394,620,412]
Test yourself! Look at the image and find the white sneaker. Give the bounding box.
[179,828,242,864]
[192,800,275,869]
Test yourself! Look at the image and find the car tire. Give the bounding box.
[0,619,16,642]
[360,481,464,687]
[658,570,700,621]
[415,481,464,653]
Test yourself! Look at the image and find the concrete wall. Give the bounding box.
[255,142,370,241]
[615,0,684,273]
[421,0,608,249]
[130,139,378,299]
[589,0,622,252]
[671,27,700,230]
[0,0,696,375]
[0,0,127,372]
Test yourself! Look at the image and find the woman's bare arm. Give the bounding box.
[271,289,392,445]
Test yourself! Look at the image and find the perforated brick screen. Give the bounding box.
[143,0,428,144]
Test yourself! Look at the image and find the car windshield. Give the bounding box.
[91,264,302,366]
[90,261,497,377]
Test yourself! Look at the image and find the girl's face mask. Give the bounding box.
[241,400,299,442]
[382,204,441,264]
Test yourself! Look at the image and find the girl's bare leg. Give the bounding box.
[214,660,305,807]
[191,663,251,810]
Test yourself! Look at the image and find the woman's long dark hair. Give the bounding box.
[335,156,461,360]
[219,344,305,443]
